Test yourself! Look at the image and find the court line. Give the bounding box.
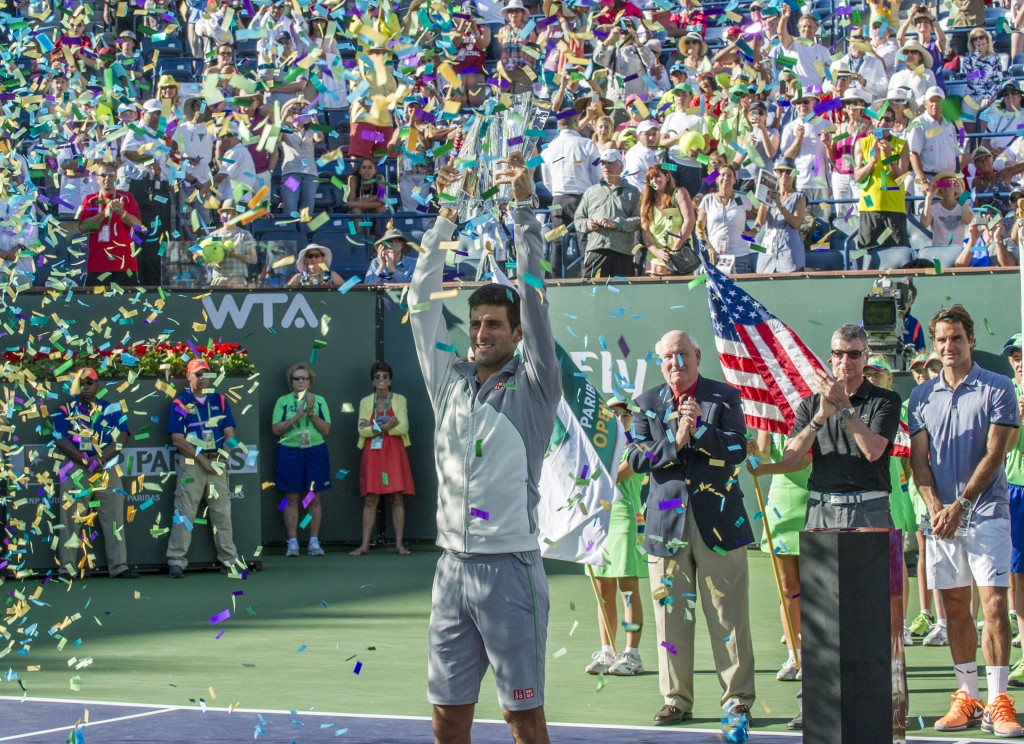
[0,696,981,742]
[0,707,172,742]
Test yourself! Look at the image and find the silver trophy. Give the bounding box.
[441,93,550,219]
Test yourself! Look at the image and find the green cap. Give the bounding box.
[865,355,893,373]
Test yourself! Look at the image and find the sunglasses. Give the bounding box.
[373,373,391,380]
[881,117,896,123]
[831,349,867,359]
[306,252,324,259]
[80,378,97,386]
[292,375,310,381]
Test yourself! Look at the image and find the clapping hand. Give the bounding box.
[813,369,847,420]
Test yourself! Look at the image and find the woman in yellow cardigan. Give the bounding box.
[352,360,415,556]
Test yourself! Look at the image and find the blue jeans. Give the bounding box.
[731,254,756,275]
[282,173,316,218]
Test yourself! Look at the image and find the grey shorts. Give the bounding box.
[427,550,549,711]
[805,493,894,530]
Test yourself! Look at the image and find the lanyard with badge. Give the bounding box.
[371,393,391,450]
[195,395,218,453]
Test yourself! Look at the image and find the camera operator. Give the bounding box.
[593,19,655,122]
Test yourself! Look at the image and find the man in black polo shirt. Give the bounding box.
[755,323,902,730]
[776,323,903,528]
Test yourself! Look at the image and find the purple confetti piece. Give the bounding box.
[661,641,678,655]
[813,98,843,115]
[215,630,226,640]
[283,175,301,192]
[470,508,490,520]
[302,491,316,509]
[580,464,590,480]
[659,498,682,510]
[704,169,720,185]
[507,136,524,147]
[618,336,630,358]
[210,609,231,625]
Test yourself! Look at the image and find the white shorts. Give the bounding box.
[926,517,1011,590]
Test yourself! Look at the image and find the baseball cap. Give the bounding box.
[69,367,99,395]
[637,120,659,133]
[865,355,893,373]
[142,99,162,113]
[186,359,212,376]
[599,149,624,164]
[924,85,945,101]
[972,146,993,161]
[669,63,687,75]
[909,351,929,370]
[774,157,797,171]
[1004,334,1023,356]
[625,93,642,106]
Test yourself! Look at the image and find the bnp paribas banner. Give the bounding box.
[536,343,626,565]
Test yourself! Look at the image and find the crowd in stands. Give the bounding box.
[3,0,1024,287]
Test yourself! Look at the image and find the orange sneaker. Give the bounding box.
[936,689,984,731]
[983,693,1024,738]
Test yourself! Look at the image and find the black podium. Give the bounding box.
[802,528,907,742]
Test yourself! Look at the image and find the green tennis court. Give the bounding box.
[0,548,1005,741]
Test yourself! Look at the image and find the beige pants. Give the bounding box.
[648,514,756,713]
[59,466,128,576]
[166,461,236,568]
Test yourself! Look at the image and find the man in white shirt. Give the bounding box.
[660,84,708,197]
[541,115,602,277]
[908,87,966,194]
[624,120,664,192]
[214,123,258,204]
[780,89,833,221]
[831,27,890,102]
[772,5,832,90]
[871,16,900,80]
[174,97,216,228]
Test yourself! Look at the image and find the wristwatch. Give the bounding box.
[839,407,855,420]
[956,495,972,513]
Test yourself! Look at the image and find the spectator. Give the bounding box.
[585,398,648,677]
[897,6,947,84]
[346,157,389,227]
[956,219,1019,267]
[265,33,308,109]
[593,19,654,112]
[671,0,708,39]
[982,82,1024,153]
[237,89,277,203]
[194,1,233,59]
[272,362,331,558]
[734,101,779,197]
[365,227,418,285]
[888,42,937,104]
[870,14,900,79]
[660,84,712,198]
[779,88,833,222]
[623,120,662,192]
[52,368,138,580]
[0,167,39,287]
[832,26,890,103]
[830,88,872,233]
[121,98,174,285]
[639,165,697,276]
[773,6,832,90]
[592,115,617,153]
[166,358,243,578]
[962,28,1004,130]
[575,149,642,278]
[452,5,492,108]
[198,200,258,288]
[279,98,323,219]
[288,244,343,288]
[921,174,972,249]
[677,32,711,85]
[154,75,182,115]
[349,45,405,160]
[908,87,965,196]
[174,97,215,225]
[78,162,143,286]
[495,0,538,95]
[946,0,986,55]
[854,104,910,252]
[352,361,415,556]
[541,111,601,277]
[213,121,258,204]
[753,157,807,273]
[696,164,756,274]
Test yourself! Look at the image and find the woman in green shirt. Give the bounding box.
[271,362,333,557]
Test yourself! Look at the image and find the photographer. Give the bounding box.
[897,5,947,83]
[593,19,655,117]
[855,103,910,254]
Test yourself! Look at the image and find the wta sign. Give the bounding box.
[201,294,319,330]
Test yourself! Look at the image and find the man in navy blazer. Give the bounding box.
[627,330,756,726]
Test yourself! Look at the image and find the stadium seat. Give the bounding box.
[157,57,198,83]
[255,229,306,258]
[907,219,934,253]
[804,249,844,272]
[234,38,259,57]
[311,227,371,275]
[859,246,915,270]
[313,183,338,212]
[142,36,184,56]
[917,244,962,268]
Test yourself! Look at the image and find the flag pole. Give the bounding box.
[586,564,618,657]
[752,473,800,669]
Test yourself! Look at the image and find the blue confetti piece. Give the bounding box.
[296,644,308,654]
[337,276,361,294]
[353,661,362,675]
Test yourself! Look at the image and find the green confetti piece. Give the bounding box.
[480,186,499,200]
[194,518,207,525]
[382,473,389,486]
[475,439,483,457]
[712,545,728,555]
[985,318,994,335]
[932,259,942,274]
[435,342,457,353]
[687,274,708,289]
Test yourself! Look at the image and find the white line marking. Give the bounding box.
[0,707,171,741]
[0,696,989,742]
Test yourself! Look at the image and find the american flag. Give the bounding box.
[702,256,828,435]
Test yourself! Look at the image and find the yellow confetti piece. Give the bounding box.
[429,289,459,300]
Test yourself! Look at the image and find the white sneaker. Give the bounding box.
[903,626,913,646]
[608,650,644,676]
[776,657,800,681]
[308,539,325,557]
[286,539,299,558]
[585,650,617,675]
[1014,633,1022,649]
[923,623,949,646]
